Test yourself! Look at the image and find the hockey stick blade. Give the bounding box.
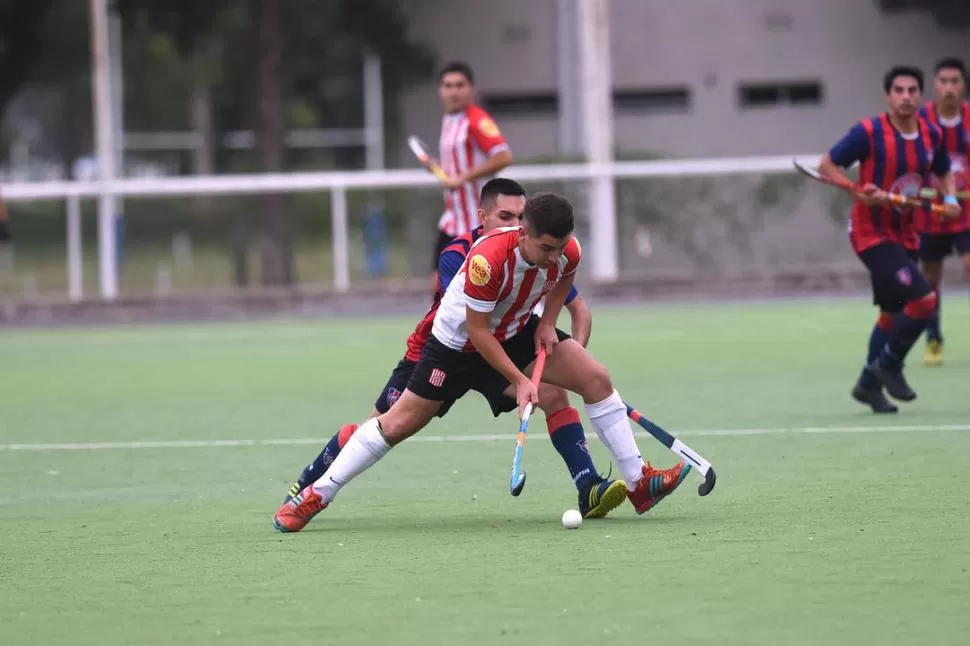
[626,404,717,496]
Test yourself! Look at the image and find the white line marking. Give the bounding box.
[2,424,969,452]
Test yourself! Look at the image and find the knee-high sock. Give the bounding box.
[311,418,390,503]
[925,290,943,342]
[295,424,357,487]
[585,390,644,491]
[858,312,893,388]
[546,407,598,491]
[879,293,937,370]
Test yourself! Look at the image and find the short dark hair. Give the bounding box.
[883,65,924,93]
[479,178,526,210]
[438,61,474,85]
[934,57,966,77]
[523,193,574,239]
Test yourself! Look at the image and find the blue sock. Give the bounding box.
[295,424,357,487]
[880,312,928,371]
[859,315,892,388]
[547,408,599,491]
[926,291,943,343]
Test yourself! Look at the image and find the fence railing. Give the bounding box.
[0,154,824,301]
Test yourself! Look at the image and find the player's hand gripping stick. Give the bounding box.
[793,159,953,216]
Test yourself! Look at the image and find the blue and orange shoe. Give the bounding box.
[272,486,328,533]
[579,478,628,519]
[627,461,690,514]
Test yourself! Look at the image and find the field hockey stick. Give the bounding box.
[792,159,949,215]
[625,404,717,496]
[509,348,548,497]
[917,187,970,200]
[407,135,450,183]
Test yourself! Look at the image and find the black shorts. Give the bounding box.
[858,242,932,313]
[432,230,453,270]
[374,358,460,418]
[407,316,565,418]
[471,319,573,417]
[918,231,970,263]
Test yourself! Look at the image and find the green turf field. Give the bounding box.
[2,299,969,646]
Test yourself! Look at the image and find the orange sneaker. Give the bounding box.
[272,486,328,533]
[627,461,690,514]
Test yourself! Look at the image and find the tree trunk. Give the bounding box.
[190,29,217,218]
[253,0,294,286]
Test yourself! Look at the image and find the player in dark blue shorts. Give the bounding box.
[820,65,960,413]
[915,58,970,366]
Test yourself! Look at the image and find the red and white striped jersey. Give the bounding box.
[431,227,582,351]
[438,104,509,236]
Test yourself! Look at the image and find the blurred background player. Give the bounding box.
[820,65,959,414]
[423,61,513,280]
[282,179,626,520]
[916,57,970,367]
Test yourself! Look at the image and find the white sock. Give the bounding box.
[312,418,390,502]
[585,389,644,491]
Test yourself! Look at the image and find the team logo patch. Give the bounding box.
[478,116,501,138]
[577,439,590,456]
[429,368,447,388]
[888,173,923,214]
[469,255,491,286]
[387,388,401,406]
[896,267,912,286]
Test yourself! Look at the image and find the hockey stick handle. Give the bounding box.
[509,348,547,496]
[793,159,948,214]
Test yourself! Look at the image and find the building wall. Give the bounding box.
[398,0,970,161]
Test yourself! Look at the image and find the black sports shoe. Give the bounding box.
[868,357,917,402]
[851,384,898,414]
[578,478,628,519]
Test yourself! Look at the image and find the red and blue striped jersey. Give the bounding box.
[829,113,950,253]
[914,101,970,234]
[404,228,481,361]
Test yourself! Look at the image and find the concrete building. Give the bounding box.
[400,0,970,161]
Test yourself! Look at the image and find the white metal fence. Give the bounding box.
[0,154,824,301]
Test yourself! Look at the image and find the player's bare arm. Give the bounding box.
[565,295,592,348]
[466,306,539,414]
[938,171,961,219]
[445,149,513,190]
[818,154,885,206]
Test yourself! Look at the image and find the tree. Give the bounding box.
[116,0,437,288]
[252,0,295,286]
[0,0,57,122]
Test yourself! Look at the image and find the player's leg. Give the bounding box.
[273,338,469,532]
[918,234,948,366]
[485,375,626,519]
[535,337,690,514]
[479,323,625,517]
[852,308,898,414]
[281,360,415,501]
[954,228,970,293]
[866,244,937,401]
